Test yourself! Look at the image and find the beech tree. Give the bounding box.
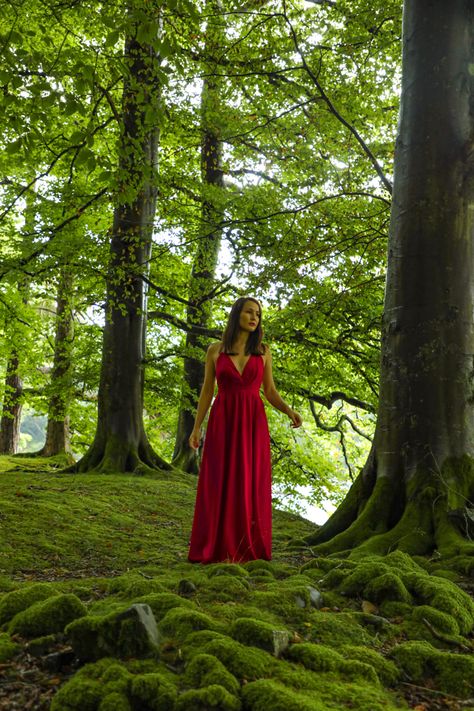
[307,0,474,559]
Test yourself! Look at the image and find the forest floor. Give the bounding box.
[0,455,473,711]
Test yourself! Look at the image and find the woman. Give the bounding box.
[188,296,302,564]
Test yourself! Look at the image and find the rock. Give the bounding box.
[231,617,291,657]
[43,648,76,672]
[66,603,160,661]
[308,586,323,609]
[178,579,197,597]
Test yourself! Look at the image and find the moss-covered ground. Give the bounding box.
[0,456,473,710]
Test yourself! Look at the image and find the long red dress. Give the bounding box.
[188,351,272,563]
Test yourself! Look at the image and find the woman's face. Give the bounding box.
[239,300,261,332]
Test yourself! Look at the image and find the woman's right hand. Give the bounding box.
[189,429,201,450]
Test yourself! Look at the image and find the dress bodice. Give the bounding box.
[215,352,264,393]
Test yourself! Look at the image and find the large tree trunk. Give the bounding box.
[172,3,225,473]
[37,266,74,458]
[0,353,22,454]
[72,3,170,474]
[307,0,474,558]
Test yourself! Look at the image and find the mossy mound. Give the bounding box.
[8,593,87,638]
[339,645,400,685]
[307,611,375,647]
[184,653,240,695]
[107,573,167,598]
[51,657,177,711]
[403,571,474,634]
[287,642,380,686]
[0,582,54,625]
[0,631,20,661]
[134,592,194,621]
[390,640,474,698]
[202,574,251,602]
[201,636,275,681]
[159,606,223,640]
[66,604,160,661]
[176,684,241,711]
[241,679,327,711]
[231,617,291,656]
[206,563,249,579]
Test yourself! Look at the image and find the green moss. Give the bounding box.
[9,593,87,638]
[364,572,411,603]
[27,633,57,656]
[308,611,374,647]
[391,641,474,697]
[98,692,132,711]
[0,583,54,625]
[379,601,412,619]
[383,550,426,574]
[339,645,399,685]
[66,606,159,661]
[287,642,343,672]
[134,592,194,620]
[159,607,222,640]
[411,604,460,635]
[50,678,103,711]
[241,679,327,711]
[206,563,249,579]
[300,557,356,575]
[231,617,290,656]
[130,672,177,710]
[184,653,240,695]
[176,684,241,711]
[0,576,15,593]
[339,561,390,596]
[340,659,380,686]
[403,571,474,634]
[108,574,167,598]
[181,630,229,660]
[243,560,276,576]
[203,575,251,601]
[0,632,20,661]
[251,589,310,619]
[202,637,275,680]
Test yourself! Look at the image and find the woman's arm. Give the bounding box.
[189,343,219,449]
[262,347,303,428]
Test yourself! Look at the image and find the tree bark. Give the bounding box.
[71,3,170,474]
[36,266,74,459]
[307,0,474,559]
[172,2,225,473]
[0,353,22,454]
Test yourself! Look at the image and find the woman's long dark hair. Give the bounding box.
[221,297,265,355]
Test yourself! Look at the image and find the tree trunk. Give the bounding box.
[0,353,22,454]
[36,266,74,459]
[72,3,170,474]
[307,0,474,559]
[172,2,225,473]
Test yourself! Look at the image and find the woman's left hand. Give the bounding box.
[287,409,303,428]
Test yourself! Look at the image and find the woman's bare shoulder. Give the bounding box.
[207,341,223,356]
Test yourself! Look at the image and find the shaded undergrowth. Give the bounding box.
[0,456,473,711]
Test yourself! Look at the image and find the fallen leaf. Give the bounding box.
[361,600,378,614]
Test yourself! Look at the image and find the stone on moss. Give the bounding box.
[9,593,87,638]
[50,678,103,711]
[66,603,160,661]
[98,692,132,711]
[0,583,54,625]
[184,653,240,695]
[241,679,326,711]
[176,684,241,711]
[364,572,411,604]
[0,632,20,662]
[159,607,221,641]
[231,617,290,657]
[339,645,400,685]
[202,637,274,680]
[134,592,194,621]
[130,672,177,711]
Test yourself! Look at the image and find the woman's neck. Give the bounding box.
[232,332,249,352]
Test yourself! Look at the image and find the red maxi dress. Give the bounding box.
[188,351,272,563]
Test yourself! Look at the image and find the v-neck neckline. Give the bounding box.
[224,352,252,377]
